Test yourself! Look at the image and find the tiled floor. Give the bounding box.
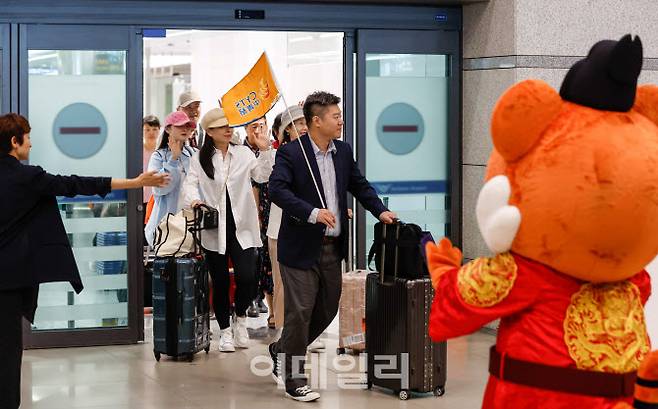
[21,315,494,409]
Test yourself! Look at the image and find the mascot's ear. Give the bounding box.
[491,79,561,162]
[633,84,658,126]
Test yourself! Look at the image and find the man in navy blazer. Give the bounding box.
[268,92,396,402]
[0,113,167,409]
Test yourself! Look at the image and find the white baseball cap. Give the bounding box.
[178,91,202,108]
[279,105,305,136]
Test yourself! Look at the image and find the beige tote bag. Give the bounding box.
[153,208,196,257]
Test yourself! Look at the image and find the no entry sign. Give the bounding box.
[376,102,425,155]
[52,102,108,159]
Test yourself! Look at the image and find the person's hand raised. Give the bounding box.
[253,126,271,151]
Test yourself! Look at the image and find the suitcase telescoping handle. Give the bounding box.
[347,216,353,272]
[379,223,386,284]
[366,219,402,283]
[379,219,401,285]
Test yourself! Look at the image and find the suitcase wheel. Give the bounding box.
[336,347,346,355]
[398,390,409,400]
[366,381,372,390]
[205,346,210,354]
[154,351,161,362]
[185,353,194,362]
[433,386,445,397]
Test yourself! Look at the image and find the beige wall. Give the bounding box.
[462,0,658,337]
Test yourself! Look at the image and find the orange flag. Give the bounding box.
[221,52,281,126]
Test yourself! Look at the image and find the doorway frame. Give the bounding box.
[0,0,462,347]
[354,29,462,268]
[18,24,144,348]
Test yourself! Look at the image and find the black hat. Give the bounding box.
[559,34,643,112]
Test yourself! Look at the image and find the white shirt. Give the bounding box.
[266,203,282,240]
[182,144,274,254]
[307,138,341,237]
[266,149,282,240]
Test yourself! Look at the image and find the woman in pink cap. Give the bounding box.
[144,111,197,246]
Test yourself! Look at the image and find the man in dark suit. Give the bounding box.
[268,92,396,402]
[0,113,167,409]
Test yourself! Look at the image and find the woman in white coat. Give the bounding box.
[183,108,273,352]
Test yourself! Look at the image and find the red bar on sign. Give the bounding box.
[60,127,101,134]
[382,125,418,133]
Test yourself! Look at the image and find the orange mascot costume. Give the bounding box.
[427,34,658,409]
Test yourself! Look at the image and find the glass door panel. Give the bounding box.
[364,53,450,253]
[20,25,142,347]
[28,49,129,331]
[356,30,460,268]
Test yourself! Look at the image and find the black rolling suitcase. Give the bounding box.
[152,208,211,362]
[365,222,447,400]
[152,256,210,362]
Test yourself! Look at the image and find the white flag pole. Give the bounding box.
[266,50,326,210]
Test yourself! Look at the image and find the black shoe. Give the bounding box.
[269,342,283,385]
[247,300,259,318]
[257,297,268,314]
[286,385,320,402]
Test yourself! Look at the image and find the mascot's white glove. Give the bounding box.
[476,175,521,254]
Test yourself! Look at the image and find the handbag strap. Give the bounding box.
[191,207,206,255]
[367,240,378,270]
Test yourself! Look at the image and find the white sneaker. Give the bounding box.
[219,328,235,353]
[233,316,250,348]
[308,339,325,352]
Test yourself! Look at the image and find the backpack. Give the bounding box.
[367,221,434,279]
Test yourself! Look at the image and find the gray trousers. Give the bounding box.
[274,242,342,390]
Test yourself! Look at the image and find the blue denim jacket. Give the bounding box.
[144,145,197,246]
